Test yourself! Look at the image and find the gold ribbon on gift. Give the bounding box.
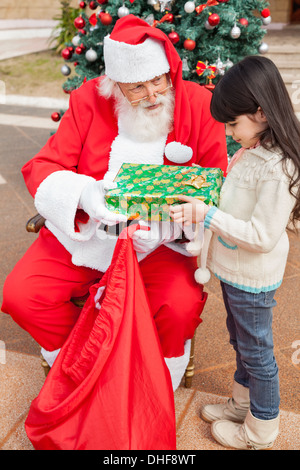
[183,174,211,189]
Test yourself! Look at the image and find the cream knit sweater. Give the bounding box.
[204,145,296,293]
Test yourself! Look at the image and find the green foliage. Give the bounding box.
[51,0,81,52]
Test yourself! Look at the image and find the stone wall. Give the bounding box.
[0,0,78,20]
[268,0,292,23]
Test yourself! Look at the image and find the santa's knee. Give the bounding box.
[2,270,29,325]
[2,269,53,348]
[167,302,199,336]
[168,282,207,331]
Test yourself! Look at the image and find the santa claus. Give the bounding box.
[2,15,227,390]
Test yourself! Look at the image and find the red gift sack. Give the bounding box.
[25,224,176,450]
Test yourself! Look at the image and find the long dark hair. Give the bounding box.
[211,55,300,229]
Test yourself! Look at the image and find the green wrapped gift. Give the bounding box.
[105,163,223,221]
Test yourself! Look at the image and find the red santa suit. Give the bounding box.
[2,16,227,388]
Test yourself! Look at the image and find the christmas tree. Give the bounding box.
[56,0,271,154]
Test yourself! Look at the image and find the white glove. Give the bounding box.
[132,221,182,254]
[79,179,127,226]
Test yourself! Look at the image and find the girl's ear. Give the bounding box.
[257,106,268,122]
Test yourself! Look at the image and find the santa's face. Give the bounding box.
[117,74,171,111]
[114,74,175,142]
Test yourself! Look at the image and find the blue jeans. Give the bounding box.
[221,281,280,420]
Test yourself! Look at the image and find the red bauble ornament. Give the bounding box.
[74,16,86,29]
[183,39,196,50]
[239,17,249,26]
[208,13,220,26]
[51,112,61,122]
[204,81,215,91]
[89,1,98,9]
[75,45,85,54]
[100,12,113,25]
[79,1,86,8]
[165,13,174,23]
[261,8,270,18]
[98,0,108,3]
[168,31,180,44]
[61,47,72,60]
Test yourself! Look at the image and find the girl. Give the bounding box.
[170,56,300,450]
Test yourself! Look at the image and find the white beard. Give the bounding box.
[115,88,175,142]
[99,76,175,142]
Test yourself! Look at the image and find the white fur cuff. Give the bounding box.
[35,171,98,241]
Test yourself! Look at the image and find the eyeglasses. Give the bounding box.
[119,77,173,107]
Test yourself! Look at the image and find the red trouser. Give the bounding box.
[2,227,207,357]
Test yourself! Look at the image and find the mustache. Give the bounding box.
[139,93,168,109]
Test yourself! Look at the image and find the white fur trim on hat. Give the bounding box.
[165,141,193,163]
[103,35,170,83]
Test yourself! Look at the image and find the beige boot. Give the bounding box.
[211,410,280,450]
[200,381,250,424]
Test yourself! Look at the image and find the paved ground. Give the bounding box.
[0,20,299,452]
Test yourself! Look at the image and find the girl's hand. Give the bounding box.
[169,195,210,225]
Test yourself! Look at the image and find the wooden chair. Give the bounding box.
[26,214,196,388]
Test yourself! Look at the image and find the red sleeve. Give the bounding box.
[21,90,85,197]
[197,94,227,173]
[74,209,90,232]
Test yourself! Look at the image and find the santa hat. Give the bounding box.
[103,15,194,164]
[103,15,179,84]
[104,35,170,84]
